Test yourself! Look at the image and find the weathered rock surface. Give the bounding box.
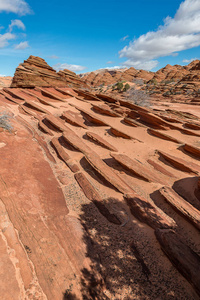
[1,56,200,299]
[155,229,200,296]
[86,131,118,151]
[160,186,200,231]
[158,150,200,174]
[124,194,176,230]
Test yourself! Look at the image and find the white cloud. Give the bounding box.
[0,32,15,48]
[182,57,198,63]
[0,0,32,15]
[53,63,87,72]
[122,60,158,70]
[106,61,114,64]
[120,35,129,42]
[9,19,25,31]
[119,0,200,70]
[101,66,125,70]
[14,40,29,49]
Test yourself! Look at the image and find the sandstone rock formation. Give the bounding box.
[11,55,89,89]
[1,56,200,299]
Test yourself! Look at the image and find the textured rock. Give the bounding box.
[158,150,200,174]
[51,137,80,172]
[111,153,164,183]
[62,131,133,194]
[110,127,134,139]
[62,110,87,129]
[124,194,176,229]
[183,144,200,158]
[147,159,176,178]
[147,128,182,143]
[160,186,200,231]
[70,104,109,126]
[92,103,121,117]
[74,172,121,224]
[86,131,118,151]
[155,229,200,296]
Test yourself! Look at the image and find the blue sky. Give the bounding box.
[0,0,200,76]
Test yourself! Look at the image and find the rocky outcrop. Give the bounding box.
[11,56,66,88]
[11,55,89,89]
[57,68,89,89]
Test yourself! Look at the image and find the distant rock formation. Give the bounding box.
[80,60,200,97]
[0,76,12,88]
[11,55,90,89]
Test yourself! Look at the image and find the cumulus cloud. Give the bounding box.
[14,40,28,49]
[0,32,15,48]
[119,0,200,70]
[9,19,25,31]
[182,57,198,63]
[102,66,125,70]
[53,63,87,72]
[0,0,32,15]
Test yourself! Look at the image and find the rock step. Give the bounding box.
[44,87,68,99]
[70,104,109,126]
[110,127,135,140]
[20,104,41,118]
[138,111,170,129]
[147,159,176,178]
[62,111,87,129]
[45,114,68,132]
[119,99,150,112]
[51,137,80,173]
[184,122,200,130]
[96,93,118,103]
[155,229,200,296]
[124,194,176,230]
[38,120,54,136]
[37,87,66,102]
[0,90,23,104]
[183,144,200,158]
[111,153,164,184]
[159,186,200,231]
[74,172,121,225]
[159,115,182,123]
[147,128,182,144]
[127,110,140,119]
[73,89,101,101]
[3,87,26,100]
[55,87,85,101]
[6,88,36,102]
[23,99,50,114]
[22,89,57,108]
[86,131,118,152]
[169,123,200,137]
[123,117,138,127]
[92,103,121,117]
[62,130,133,194]
[157,150,200,174]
